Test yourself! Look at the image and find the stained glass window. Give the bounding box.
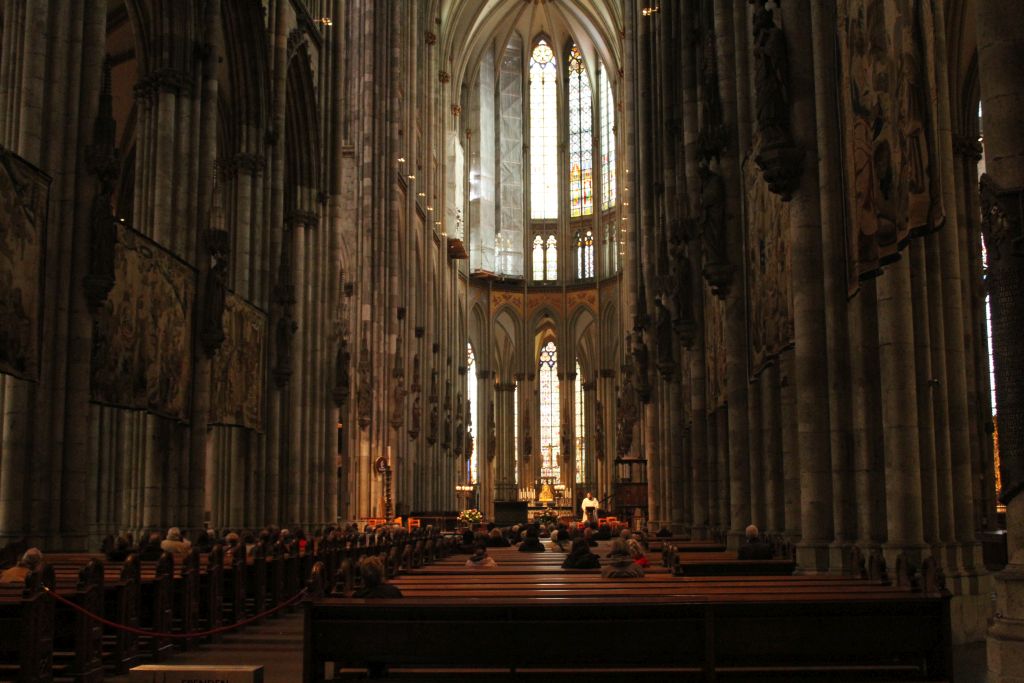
[568,44,594,217]
[532,235,544,281]
[575,361,586,484]
[545,234,558,281]
[530,39,558,220]
[539,340,560,479]
[467,342,478,485]
[599,65,617,210]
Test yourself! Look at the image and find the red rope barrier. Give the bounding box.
[42,585,308,639]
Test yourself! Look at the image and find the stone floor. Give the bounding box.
[106,612,990,682]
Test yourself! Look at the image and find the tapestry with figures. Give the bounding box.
[90,224,195,421]
[210,292,266,431]
[703,286,727,410]
[744,153,794,377]
[0,147,49,382]
[837,0,943,294]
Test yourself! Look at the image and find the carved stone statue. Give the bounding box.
[487,400,497,461]
[699,164,732,298]
[408,394,421,440]
[594,398,606,460]
[523,406,532,459]
[389,338,406,430]
[561,422,572,463]
[752,2,790,147]
[616,373,639,456]
[356,328,372,430]
[751,0,803,199]
[667,224,697,346]
[273,314,297,388]
[410,353,421,394]
[654,295,675,379]
[452,393,464,456]
[630,332,652,403]
[200,229,229,356]
[331,337,351,407]
[427,402,438,445]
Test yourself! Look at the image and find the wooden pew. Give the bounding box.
[673,556,797,576]
[304,545,951,681]
[0,568,54,683]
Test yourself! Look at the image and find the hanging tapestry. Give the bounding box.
[744,152,794,377]
[90,224,195,421]
[0,147,49,382]
[704,285,727,410]
[837,0,943,294]
[210,293,266,431]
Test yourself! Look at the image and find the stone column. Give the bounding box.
[876,255,926,567]
[762,363,784,534]
[779,351,801,540]
[977,1,1024,678]
[494,383,517,501]
[782,0,833,572]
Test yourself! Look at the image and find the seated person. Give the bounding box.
[601,538,645,578]
[465,544,498,569]
[160,527,192,559]
[550,530,568,552]
[583,528,598,547]
[138,531,163,561]
[486,528,510,548]
[738,524,773,560]
[627,538,650,568]
[561,538,600,569]
[223,531,242,562]
[354,556,403,598]
[0,548,43,583]
[518,526,545,552]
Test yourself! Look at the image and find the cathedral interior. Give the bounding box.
[0,0,1023,680]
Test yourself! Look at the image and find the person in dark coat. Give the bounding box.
[737,524,774,560]
[561,537,601,569]
[518,526,545,552]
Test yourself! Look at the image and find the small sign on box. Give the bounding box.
[129,665,263,683]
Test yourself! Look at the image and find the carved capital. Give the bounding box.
[425,31,437,46]
[439,70,450,83]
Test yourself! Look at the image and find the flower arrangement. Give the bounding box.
[458,508,483,526]
[535,510,559,527]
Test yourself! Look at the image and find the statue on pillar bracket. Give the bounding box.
[199,228,229,356]
[629,327,652,404]
[389,329,406,430]
[272,222,297,389]
[488,400,497,462]
[331,336,351,408]
[751,0,804,199]
[667,219,697,347]
[426,364,439,445]
[356,322,373,430]
[616,370,639,457]
[594,398,606,461]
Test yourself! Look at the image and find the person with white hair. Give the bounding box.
[160,526,192,558]
[0,548,43,583]
[737,524,773,560]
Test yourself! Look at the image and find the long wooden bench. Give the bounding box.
[304,545,953,681]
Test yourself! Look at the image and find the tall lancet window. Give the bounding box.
[513,381,520,486]
[545,234,558,281]
[576,230,594,279]
[530,38,558,219]
[532,235,545,281]
[567,44,594,217]
[539,340,560,479]
[599,65,616,209]
[466,343,478,485]
[575,361,586,484]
